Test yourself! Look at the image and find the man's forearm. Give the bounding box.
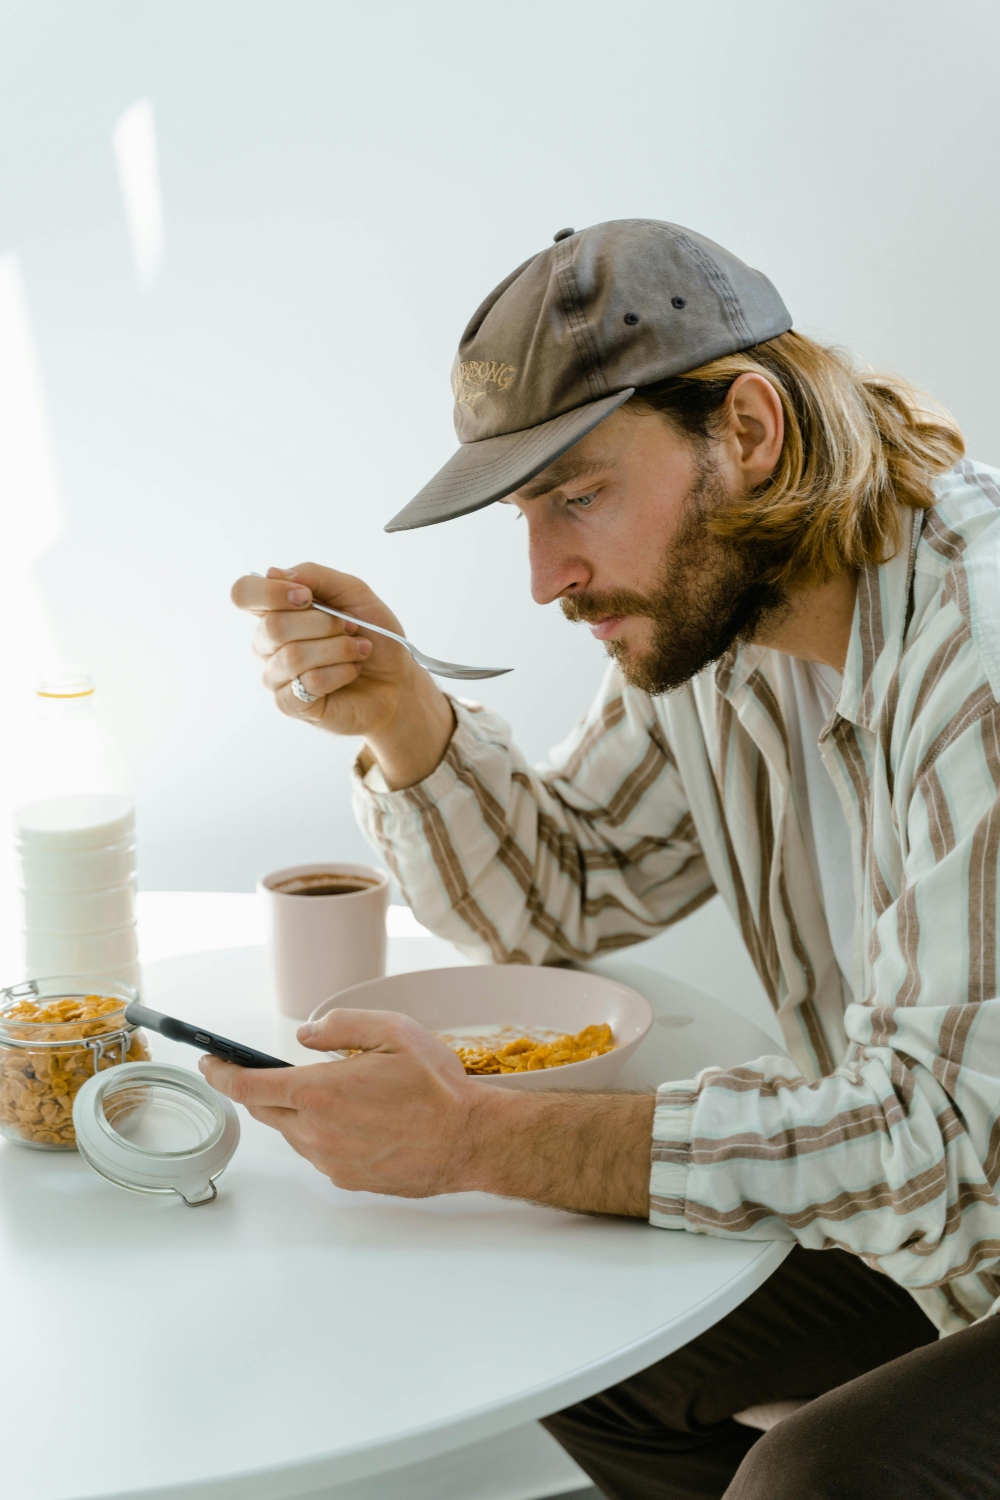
[462,1089,656,1217]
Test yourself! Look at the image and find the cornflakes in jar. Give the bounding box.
[0,981,150,1150]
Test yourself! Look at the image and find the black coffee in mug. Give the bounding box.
[272,872,380,898]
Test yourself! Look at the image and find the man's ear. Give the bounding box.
[722,372,784,485]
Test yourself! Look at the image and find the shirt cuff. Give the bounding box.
[649,1079,697,1230]
[352,697,498,808]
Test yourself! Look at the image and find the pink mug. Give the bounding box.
[257,862,390,1019]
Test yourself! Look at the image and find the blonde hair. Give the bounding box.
[629,330,965,591]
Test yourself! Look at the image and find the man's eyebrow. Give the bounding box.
[514,454,615,502]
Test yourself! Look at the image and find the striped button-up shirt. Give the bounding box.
[354,458,1000,1336]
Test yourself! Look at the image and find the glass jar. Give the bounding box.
[0,977,150,1150]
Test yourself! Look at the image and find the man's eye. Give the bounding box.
[569,492,597,509]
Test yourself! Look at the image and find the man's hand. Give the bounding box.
[199,1008,655,1216]
[201,1009,477,1196]
[231,564,455,789]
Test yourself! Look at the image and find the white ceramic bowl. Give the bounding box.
[308,965,653,1090]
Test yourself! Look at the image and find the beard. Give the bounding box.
[560,463,787,695]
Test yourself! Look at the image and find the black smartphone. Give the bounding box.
[124,1002,292,1069]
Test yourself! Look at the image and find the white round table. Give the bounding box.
[0,907,789,1500]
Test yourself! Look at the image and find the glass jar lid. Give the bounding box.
[72,1062,239,1205]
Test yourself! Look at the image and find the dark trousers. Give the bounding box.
[542,1245,1000,1499]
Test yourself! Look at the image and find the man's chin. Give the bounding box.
[604,633,723,697]
[604,638,662,691]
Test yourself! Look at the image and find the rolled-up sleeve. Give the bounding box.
[352,666,715,964]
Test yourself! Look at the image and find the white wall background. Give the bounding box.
[2,0,1000,899]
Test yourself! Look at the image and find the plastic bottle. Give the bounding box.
[13,668,138,986]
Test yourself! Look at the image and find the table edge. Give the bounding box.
[85,1239,791,1500]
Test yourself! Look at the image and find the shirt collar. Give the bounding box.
[838,506,921,729]
[715,506,921,731]
[714,640,767,700]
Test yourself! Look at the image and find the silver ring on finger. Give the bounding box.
[291,676,318,705]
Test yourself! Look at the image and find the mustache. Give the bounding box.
[560,589,657,625]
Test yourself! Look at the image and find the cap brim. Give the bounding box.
[385,388,635,532]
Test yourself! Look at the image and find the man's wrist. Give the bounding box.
[457,1085,526,1196]
[364,673,456,790]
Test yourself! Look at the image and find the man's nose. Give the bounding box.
[526,520,591,605]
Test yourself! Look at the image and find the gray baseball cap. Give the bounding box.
[385,219,791,533]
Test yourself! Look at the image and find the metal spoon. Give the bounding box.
[251,574,512,681]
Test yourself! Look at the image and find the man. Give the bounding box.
[218,221,1000,1498]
